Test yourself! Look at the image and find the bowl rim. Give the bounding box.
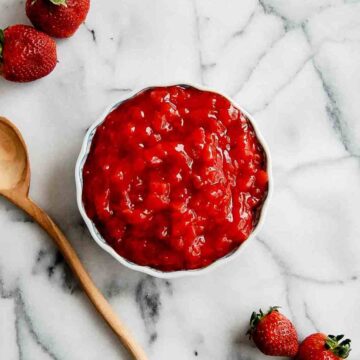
[75,82,273,279]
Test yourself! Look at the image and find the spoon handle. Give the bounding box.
[18,196,148,360]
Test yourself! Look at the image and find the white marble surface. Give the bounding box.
[1,0,360,359]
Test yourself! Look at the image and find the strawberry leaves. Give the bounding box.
[49,0,67,6]
[325,335,351,359]
[31,0,67,6]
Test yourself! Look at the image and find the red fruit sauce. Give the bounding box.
[82,86,268,271]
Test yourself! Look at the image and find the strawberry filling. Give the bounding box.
[82,86,268,271]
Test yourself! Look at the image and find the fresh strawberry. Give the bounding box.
[0,25,57,83]
[247,306,299,357]
[297,333,351,360]
[26,0,90,38]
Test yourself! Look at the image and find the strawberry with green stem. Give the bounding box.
[26,0,90,38]
[297,333,351,360]
[247,306,299,357]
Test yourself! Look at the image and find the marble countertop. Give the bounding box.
[1,0,360,359]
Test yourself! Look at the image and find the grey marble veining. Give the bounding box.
[1,0,360,359]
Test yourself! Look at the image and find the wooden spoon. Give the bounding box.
[0,116,148,360]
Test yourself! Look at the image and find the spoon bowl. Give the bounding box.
[0,117,29,194]
[0,116,147,360]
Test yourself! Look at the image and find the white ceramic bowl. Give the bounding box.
[75,83,272,279]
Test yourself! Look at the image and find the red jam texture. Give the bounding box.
[82,86,268,271]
